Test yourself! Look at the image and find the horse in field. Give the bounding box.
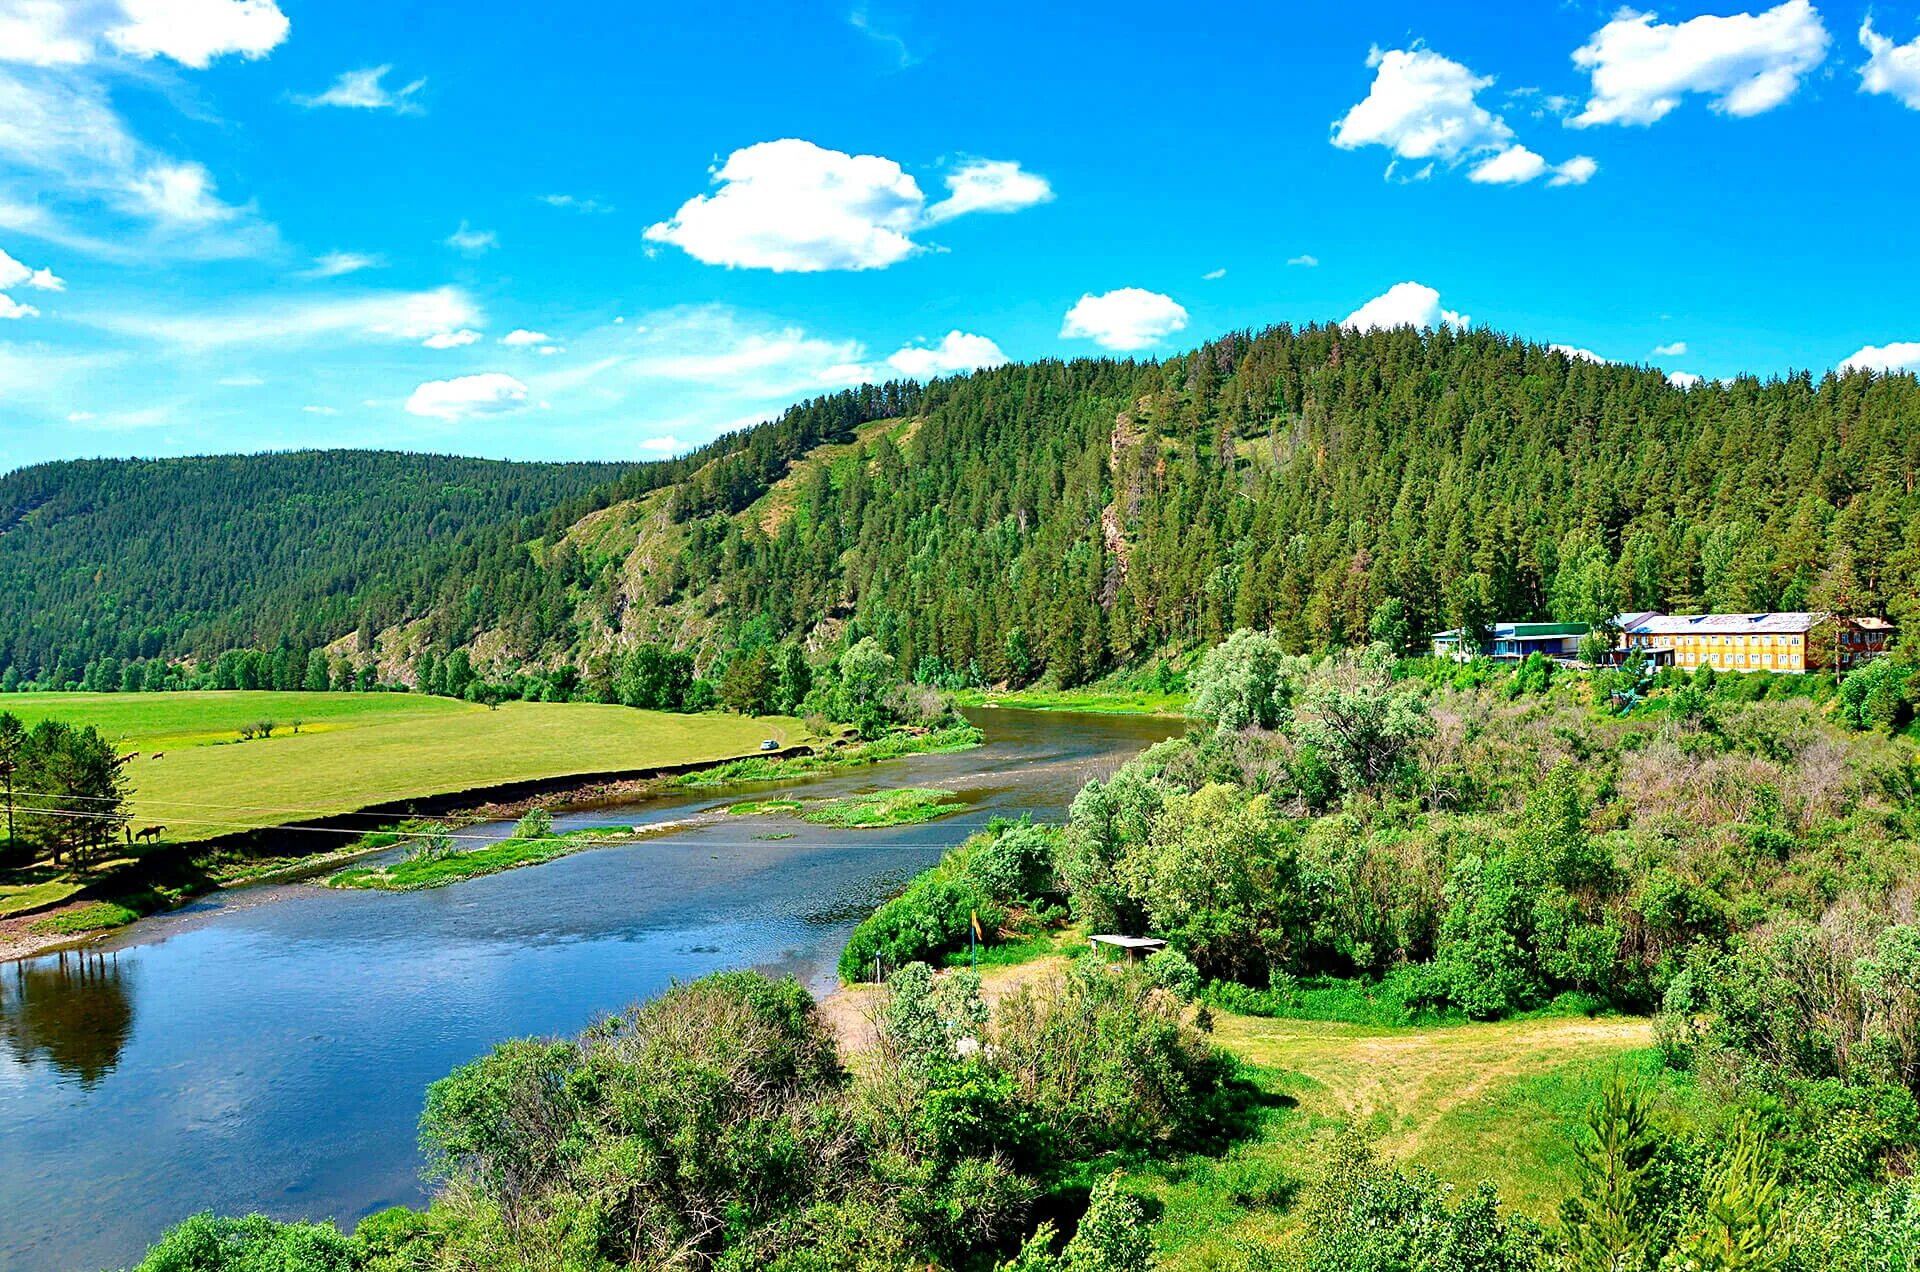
[124,824,165,846]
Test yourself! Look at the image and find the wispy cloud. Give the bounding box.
[299,250,385,279]
[848,6,919,69]
[0,1,286,259]
[83,285,484,350]
[293,65,427,114]
[538,193,613,214]
[445,221,498,253]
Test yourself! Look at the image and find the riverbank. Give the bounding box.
[949,685,1188,716]
[0,724,985,964]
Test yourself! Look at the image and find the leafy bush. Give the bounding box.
[839,824,1064,981]
[127,1212,357,1272]
[1187,629,1304,734]
[1144,947,1201,1001]
[1298,1137,1541,1272]
[1837,657,1915,733]
[989,957,1246,1159]
[419,972,845,1269]
[838,869,999,982]
[964,824,1058,901]
[510,806,553,840]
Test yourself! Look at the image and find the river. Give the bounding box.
[0,708,1177,1272]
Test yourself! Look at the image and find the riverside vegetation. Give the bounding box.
[0,638,974,950]
[122,633,1920,1270]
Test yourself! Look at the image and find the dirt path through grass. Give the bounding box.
[820,958,1655,1228]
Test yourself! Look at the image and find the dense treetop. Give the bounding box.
[7,326,1918,687]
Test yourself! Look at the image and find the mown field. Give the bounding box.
[3,691,807,846]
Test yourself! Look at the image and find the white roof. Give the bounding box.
[1628,612,1824,635]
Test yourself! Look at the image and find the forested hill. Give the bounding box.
[0,451,637,680]
[8,326,1920,689]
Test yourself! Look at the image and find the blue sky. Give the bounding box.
[1,0,1918,468]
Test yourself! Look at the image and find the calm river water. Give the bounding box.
[0,709,1176,1272]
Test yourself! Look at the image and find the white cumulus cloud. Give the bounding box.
[1551,343,1611,364]
[1470,145,1601,186]
[1842,341,1920,374]
[923,158,1053,224]
[1060,289,1189,352]
[1469,145,1548,184]
[645,139,923,272]
[644,139,1049,272]
[1860,16,1920,109]
[1333,44,1513,164]
[1569,1,1830,127]
[294,65,425,113]
[1342,281,1469,333]
[500,329,552,347]
[0,243,63,317]
[1668,371,1704,388]
[638,436,684,455]
[1549,156,1599,186]
[1333,45,1592,186]
[885,330,1007,379]
[1287,254,1319,267]
[406,372,529,422]
[105,0,289,68]
[422,329,481,349]
[1652,340,1688,356]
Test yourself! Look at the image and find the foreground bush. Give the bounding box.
[128,1213,356,1272]
[419,971,847,1268]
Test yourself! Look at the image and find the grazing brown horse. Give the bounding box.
[131,825,164,846]
[150,752,164,761]
[118,751,140,763]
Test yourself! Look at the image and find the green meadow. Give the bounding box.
[3,691,808,847]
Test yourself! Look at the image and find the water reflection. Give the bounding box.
[0,949,134,1088]
[0,709,1179,1271]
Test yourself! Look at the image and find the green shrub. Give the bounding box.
[838,873,1000,982]
[1298,1137,1541,1272]
[510,806,553,840]
[419,972,844,1270]
[128,1212,357,1272]
[1144,947,1201,1001]
[964,824,1058,901]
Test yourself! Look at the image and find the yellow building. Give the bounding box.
[1617,612,1892,674]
